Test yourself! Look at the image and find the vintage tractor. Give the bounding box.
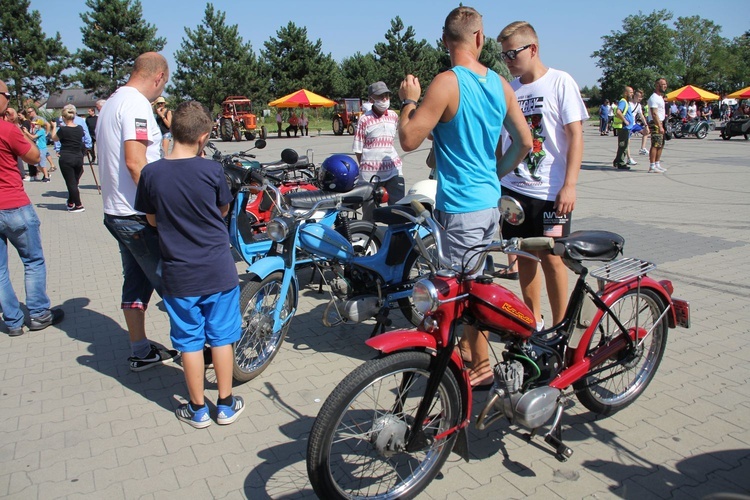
[220,96,267,142]
[332,98,363,135]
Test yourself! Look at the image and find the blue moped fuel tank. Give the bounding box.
[299,223,355,261]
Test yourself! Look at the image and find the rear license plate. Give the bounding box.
[672,298,690,328]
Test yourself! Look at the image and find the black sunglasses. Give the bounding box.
[500,44,532,62]
[0,92,10,100]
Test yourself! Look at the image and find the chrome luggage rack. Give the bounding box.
[590,257,656,284]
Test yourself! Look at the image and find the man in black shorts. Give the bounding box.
[498,21,589,331]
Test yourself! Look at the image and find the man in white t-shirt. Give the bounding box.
[499,21,589,332]
[97,52,179,371]
[647,78,668,173]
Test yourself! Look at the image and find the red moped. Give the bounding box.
[306,197,691,499]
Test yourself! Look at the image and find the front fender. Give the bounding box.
[365,330,438,354]
[246,255,285,281]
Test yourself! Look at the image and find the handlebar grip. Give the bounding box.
[520,237,555,251]
[410,199,429,219]
[249,170,265,184]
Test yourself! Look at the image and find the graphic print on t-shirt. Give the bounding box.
[517,97,546,182]
[134,118,148,141]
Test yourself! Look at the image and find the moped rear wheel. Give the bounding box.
[307,351,460,500]
[336,220,382,256]
[574,288,668,416]
[399,235,437,326]
[233,272,296,383]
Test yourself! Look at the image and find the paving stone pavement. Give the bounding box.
[1,123,749,499]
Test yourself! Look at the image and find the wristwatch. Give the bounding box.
[400,99,418,110]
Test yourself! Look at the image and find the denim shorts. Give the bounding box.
[164,287,241,352]
[103,214,162,310]
[435,207,499,274]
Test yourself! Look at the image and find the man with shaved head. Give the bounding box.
[97,52,179,370]
[0,80,64,336]
[398,6,532,386]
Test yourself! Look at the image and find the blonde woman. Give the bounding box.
[50,104,86,212]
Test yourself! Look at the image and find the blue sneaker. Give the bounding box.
[216,396,245,425]
[176,403,211,429]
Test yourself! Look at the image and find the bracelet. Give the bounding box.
[400,99,418,110]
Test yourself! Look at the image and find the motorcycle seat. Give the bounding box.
[372,204,419,225]
[552,230,624,262]
[284,183,374,209]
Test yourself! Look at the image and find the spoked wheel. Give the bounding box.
[398,235,437,326]
[307,351,461,500]
[695,125,708,139]
[335,220,383,257]
[233,272,296,383]
[574,288,668,416]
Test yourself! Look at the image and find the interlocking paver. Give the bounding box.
[1,125,749,498]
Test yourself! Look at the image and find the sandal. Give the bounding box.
[492,268,519,280]
[469,369,494,390]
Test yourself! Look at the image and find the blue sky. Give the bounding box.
[30,0,747,89]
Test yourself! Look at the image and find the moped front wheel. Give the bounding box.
[574,288,668,416]
[233,272,296,383]
[307,351,461,500]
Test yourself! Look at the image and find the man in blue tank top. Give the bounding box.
[397,6,532,387]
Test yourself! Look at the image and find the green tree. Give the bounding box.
[0,0,71,109]
[726,31,750,90]
[592,10,678,101]
[338,52,380,99]
[168,3,265,113]
[672,16,724,88]
[76,0,166,98]
[261,22,339,98]
[435,37,511,80]
[373,17,440,103]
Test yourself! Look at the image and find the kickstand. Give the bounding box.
[543,403,573,461]
[369,308,392,338]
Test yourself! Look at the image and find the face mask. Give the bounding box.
[373,99,390,112]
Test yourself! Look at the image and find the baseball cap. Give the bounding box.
[367,81,390,97]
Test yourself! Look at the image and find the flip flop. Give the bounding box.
[492,269,519,280]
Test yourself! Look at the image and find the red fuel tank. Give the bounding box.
[469,281,535,338]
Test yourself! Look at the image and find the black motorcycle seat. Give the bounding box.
[552,230,624,262]
[372,204,419,225]
[284,183,374,209]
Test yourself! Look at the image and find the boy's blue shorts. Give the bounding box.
[164,286,242,353]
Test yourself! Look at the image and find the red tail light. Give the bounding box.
[374,186,389,205]
[659,279,674,296]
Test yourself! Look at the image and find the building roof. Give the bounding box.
[46,88,99,110]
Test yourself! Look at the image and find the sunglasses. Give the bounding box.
[500,44,532,62]
[0,92,10,100]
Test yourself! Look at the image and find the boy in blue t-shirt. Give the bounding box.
[135,101,244,429]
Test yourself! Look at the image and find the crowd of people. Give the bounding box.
[9,4,742,434]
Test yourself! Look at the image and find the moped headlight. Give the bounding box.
[412,279,439,315]
[267,218,290,242]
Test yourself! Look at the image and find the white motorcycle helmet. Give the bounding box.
[395,179,437,211]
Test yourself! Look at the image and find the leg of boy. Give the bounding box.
[182,350,206,406]
[211,344,234,399]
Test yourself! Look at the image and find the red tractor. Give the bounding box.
[332,98,363,135]
[219,96,267,141]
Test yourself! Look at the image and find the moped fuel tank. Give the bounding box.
[299,223,355,261]
[469,281,535,338]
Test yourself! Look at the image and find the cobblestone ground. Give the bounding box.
[1,123,749,499]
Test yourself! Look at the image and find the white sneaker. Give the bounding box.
[655,164,667,172]
[638,148,648,155]
[648,165,666,173]
[627,158,637,165]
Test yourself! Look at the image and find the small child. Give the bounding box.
[135,101,244,428]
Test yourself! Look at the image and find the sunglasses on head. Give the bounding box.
[500,44,532,62]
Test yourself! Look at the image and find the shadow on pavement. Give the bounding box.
[59,296,185,412]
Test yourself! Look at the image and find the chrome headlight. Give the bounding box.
[412,278,440,315]
[267,217,290,242]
